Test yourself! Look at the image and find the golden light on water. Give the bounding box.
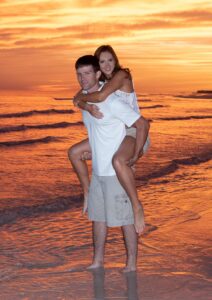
[0,0,212,95]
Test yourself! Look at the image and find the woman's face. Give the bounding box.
[99,51,115,78]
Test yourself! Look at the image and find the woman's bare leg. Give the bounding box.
[68,138,91,213]
[112,136,145,235]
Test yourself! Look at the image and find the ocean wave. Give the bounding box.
[0,109,74,119]
[176,90,212,99]
[139,105,165,109]
[0,196,81,227]
[136,151,212,183]
[0,121,83,134]
[139,99,152,102]
[173,153,212,165]
[157,115,212,121]
[54,97,73,101]
[0,136,61,147]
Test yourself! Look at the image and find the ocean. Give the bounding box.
[0,91,211,299]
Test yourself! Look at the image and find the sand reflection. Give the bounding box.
[90,268,139,300]
[91,268,105,300]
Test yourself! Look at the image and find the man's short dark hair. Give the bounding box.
[75,55,100,72]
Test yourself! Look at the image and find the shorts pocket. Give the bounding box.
[115,193,131,221]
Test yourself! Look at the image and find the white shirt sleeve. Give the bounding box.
[109,97,140,127]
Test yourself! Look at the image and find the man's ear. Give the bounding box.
[96,70,102,80]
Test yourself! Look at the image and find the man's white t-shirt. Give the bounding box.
[82,92,140,176]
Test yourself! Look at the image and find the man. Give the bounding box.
[74,55,149,272]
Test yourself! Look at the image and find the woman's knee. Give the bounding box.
[68,144,80,161]
[112,153,126,170]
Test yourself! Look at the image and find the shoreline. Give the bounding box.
[0,267,211,300]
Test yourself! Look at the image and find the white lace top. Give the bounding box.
[114,90,140,115]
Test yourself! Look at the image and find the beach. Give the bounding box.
[0,92,211,299]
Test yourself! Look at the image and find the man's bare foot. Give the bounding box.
[82,194,88,215]
[87,262,103,270]
[134,205,145,235]
[123,255,137,273]
[122,265,136,273]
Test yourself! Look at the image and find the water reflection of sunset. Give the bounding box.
[0,0,211,95]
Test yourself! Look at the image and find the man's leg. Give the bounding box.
[88,221,107,269]
[122,224,138,272]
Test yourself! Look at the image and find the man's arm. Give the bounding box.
[128,116,150,166]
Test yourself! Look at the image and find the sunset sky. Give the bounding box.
[0,0,212,95]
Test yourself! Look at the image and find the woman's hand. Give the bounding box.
[73,97,80,107]
[127,154,139,167]
[73,91,83,107]
[127,150,143,167]
[86,104,104,119]
[81,151,92,160]
[73,92,88,106]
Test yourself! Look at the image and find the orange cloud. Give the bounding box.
[0,1,62,17]
[1,8,211,51]
[75,0,123,6]
[0,0,211,94]
[152,9,212,23]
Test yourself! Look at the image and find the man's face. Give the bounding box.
[76,65,99,91]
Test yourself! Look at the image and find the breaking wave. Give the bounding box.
[0,195,81,226]
[0,136,62,147]
[0,121,83,134]
[136,150,212,183]
[0,109,74,119]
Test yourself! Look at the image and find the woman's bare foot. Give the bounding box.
[87,261,103,270]
[134,205,145,235]
[82,194,88,215]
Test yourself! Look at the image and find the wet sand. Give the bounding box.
[0,264,211,299]
[1,183,211,300]
[0,93,211,299]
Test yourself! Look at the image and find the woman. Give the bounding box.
[68,45,150,235]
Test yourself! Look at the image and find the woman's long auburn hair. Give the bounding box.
[94,45,131,81]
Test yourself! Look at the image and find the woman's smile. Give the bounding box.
[99,51,116,77]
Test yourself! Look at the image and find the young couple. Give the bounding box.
[68,45,150,272]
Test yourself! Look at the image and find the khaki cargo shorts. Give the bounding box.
[88,174,134,227]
